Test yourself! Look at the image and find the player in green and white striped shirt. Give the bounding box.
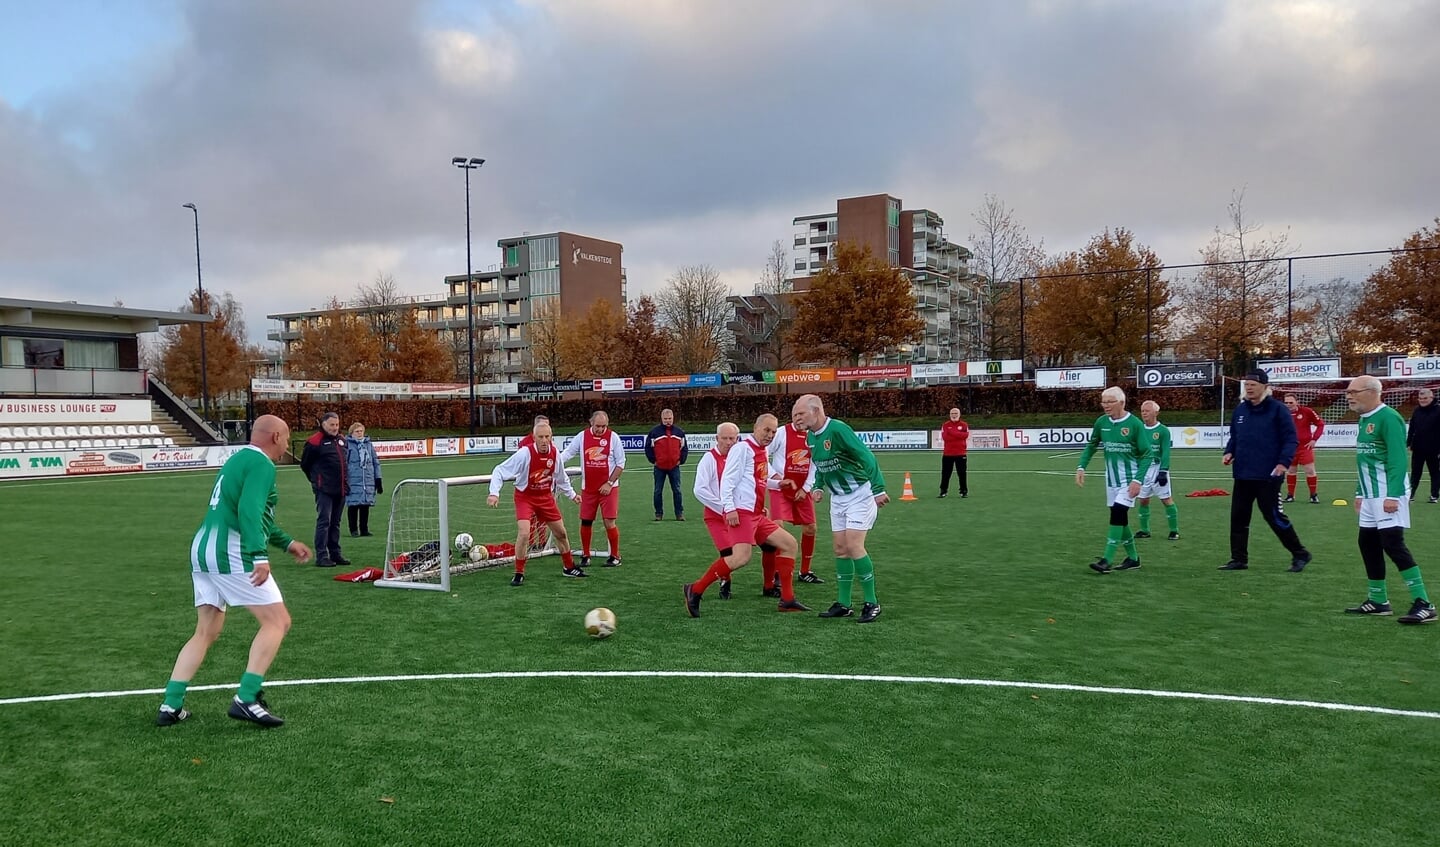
[157,415,315,728]
[1343,376,1435,624]
[1134,400,1180,541]
[1075,387,1154,574]
[791,394,888,623]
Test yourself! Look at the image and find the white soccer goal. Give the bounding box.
[377,468,585,592]
[1273,378,1440,424]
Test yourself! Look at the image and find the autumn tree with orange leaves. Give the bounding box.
[615,296,673,377]
[286,297,383,380]
[1354,220,1440,355]
[156,289,263,409]
[789,241,924,366]
[561,297,627,377]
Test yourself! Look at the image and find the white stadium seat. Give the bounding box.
[27,440,40,451]
[101,425,115,437]
[67,440,79,450]
[79,439,93,449]
[38,426,54,438]
[0,427,11,439]
[77,425,92,437]
[24,427,40,438]
[40,440,54,450]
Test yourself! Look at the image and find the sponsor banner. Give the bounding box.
[687,434,719,451]
[1256,358,1341,383]
[477,382,519,397]
[775,368,835,384]
[350,381,413,396]
[1316,424,1359,448]
[691,373,724,388]
[463,436,504,454]
[293,380,347,394]
[911,363,960,379]
[250,379,293,394]
[640,373,725,390]
[962,359,1024,377]
[836,365,912,381]
[518,380,590,394]
[431,437,462,456]
[592,378,635,392]
[1004,427,1093,448]
[1387,356,1440,378]
[1136,362,1216,388]
[723,371,770,385]
[852,430,929,450]
[373,439,428,459]
[1034,367,1107,390]
[144,447,209,469]
[410,382,468,396]
[0,398,153,424]
[1170,426,1229,449]
[927,428,1006,451]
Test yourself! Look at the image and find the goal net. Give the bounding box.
[1271,378,1440,424]
[377,468,591,592]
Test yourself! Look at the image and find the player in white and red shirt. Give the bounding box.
[692,421,741,600]
[487,422,581,585]
[557,410,626,567]
[515,415,550,548]
[767,417,822,588]
[1282,393,1326,504]
[683,414,808,617]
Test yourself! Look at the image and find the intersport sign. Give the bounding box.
[1136,362,1215,388]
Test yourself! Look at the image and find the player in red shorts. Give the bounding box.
[683,414,808,617]
[557,410,626,568]
[486,421,582,585]
[767,415,823,589]
[1283,393,1325,504]
[691,422,741,600]
[516,415,551,549]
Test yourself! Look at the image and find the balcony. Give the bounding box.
[0,366,149,396]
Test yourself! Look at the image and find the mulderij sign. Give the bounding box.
[1255,358,1341,382]
[1034,367,1107,390]
[1387,356,1440,378]
[1136,362,1216,388]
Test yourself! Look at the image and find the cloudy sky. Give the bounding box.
[2,0,1436,340]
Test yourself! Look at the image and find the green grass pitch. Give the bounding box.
[2,448,1437,846]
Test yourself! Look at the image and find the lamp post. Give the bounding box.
[181,203,209,422]
[452,156,486,435]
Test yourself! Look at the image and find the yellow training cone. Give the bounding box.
[1331,499,1348,506]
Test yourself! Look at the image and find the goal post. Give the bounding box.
[376,467,586,592]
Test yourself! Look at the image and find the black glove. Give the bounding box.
[375,479,383,495]
[1156,471,1168,486]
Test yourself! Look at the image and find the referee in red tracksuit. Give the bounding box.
[939,407,970,498]
[645,408,689,520]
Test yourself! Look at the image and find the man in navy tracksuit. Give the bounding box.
[1220,370,1312,572]
[300,411,349,567]
[645,408,689,521]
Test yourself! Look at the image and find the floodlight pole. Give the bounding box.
[182,203,209,422]
[452,157,486,434]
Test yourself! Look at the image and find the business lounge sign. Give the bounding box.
[1136,362,1216,388]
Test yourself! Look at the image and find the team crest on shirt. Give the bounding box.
[585,446,606,460]
[823,440,831,450]
[1366,423,1375,434]
[545,458,554,468]
[1121,427,1130,436]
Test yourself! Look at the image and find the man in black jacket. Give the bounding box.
[300,412,349,567]
[1409,387,1440,503]
[1220,370,1312,573]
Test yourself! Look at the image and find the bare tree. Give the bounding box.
[526,299,570,381]
[1294,276,1364,363]
[656,264,732,373]
[354,272,406,374]
[969,194,1044,359]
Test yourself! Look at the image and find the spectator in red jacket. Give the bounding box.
[939,408,970,498]
[645,408,689,520]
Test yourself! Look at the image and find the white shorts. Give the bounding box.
[1358,497,1410,530]
[192,570,284,610]
[1105,485,1138,508]
[829,485,879,532]
[1138,468,1172,501]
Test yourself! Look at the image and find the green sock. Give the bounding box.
[1103,526,1123,563]
[1399,567,1430,603]
[163,679,189,711]
[1121,527,1138,560]
[1137,505,1151,533]
[853,555,878,604]
[835,558,855,607]
[1368,579,1389,605]
[237,672,264,703]
[1165,503,1179,533]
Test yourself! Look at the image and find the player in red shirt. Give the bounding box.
[515,415,548,450]
[514,415,550,548]
[486,421,582,585]
[558,410,627,567]
[768,417,822,588]
[1283,393,1325,504]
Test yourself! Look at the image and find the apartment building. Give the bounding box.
[268,231,625,382]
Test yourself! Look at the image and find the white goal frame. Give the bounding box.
[376,468,583,592]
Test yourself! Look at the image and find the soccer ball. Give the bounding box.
[468,544,488,563]
[454,532,474,553]
[584,607,617,639]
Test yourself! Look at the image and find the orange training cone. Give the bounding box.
[900,472,918,501]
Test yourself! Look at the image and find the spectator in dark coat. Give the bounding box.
[1408,387,1440,503]
[1220,371,1312,573]
[345,421,382,537]
[300,412,349,567]
[645,408,689,520]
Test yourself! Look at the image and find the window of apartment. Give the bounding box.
[530,269,559,297]
[505,302,522,317]
[506,325,522,341]
[794,259,806,272]
[506,349,524,366]
[503,245,521,268]
[482,326,500,342]
[528,236,559,270]
[504,277,522,294]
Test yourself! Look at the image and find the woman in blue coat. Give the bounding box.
[345,422,382,536]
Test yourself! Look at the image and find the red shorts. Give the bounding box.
[1293,447,1315,466]
[703,508,781,551]
[514,489,562,524]
[580,487,620,521]
[770,490,816,525]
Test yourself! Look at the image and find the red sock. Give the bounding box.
[762,550,777,589]
[800,534,815,574]
[560,549,574,568]
[693,558,731,594]
[606,525,620,557]
[580,525,593,556]
[1286,474,1297,496]
[1308,477,1318,496]
[515,557,526,575]
[776,556,796,602]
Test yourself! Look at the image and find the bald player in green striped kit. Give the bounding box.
[155,414,314,728]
